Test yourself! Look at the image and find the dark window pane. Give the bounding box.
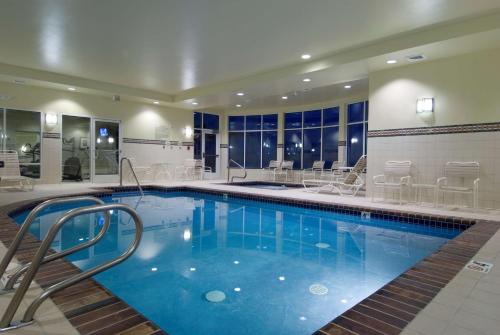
[347,123,364,167]
[303,110,321,128]
[303,128,321,169]
[263,114,278,130]
[262,131,277,168]
[193,112,202,129]
[228,116,244,131]
[204,133,217,173]
[193,129,202,159]
[245,132,261,168]
[245,115,262,131]
[284,130,302,169]
[228,132,244,167]
[322,126,339,168]
[203,113,219,131]
[323,107,339,126]
[347,102,365,123]
[284,112,302,129]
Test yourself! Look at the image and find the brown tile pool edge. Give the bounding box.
[1,185,498,335]
[0,189,167,335]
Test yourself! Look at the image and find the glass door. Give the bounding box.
[61,115,91,182]
[194,130,219,179]
[92,119,121,183]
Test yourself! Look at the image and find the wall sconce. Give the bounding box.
[184,126,193,139]
[45,113,58,126]
[416,98,434,114]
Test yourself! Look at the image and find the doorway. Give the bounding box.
[194,130,220,179]
[92,119,121,183]
[61,115,91,182]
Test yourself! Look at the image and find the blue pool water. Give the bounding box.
[13,191,460,335]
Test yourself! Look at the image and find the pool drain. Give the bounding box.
[309,284,328,295]
[205,290,226,302]
[315,242,330,249]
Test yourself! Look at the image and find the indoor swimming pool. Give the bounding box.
[13,191,461,335]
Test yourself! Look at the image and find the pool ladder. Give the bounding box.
[0,196,143,332]
[120,157,144,196]
[227,159,247,183]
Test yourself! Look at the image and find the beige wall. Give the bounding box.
[0,81,192,141]
[369,47,500,130]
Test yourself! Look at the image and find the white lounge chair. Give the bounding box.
[262,160,281,181]
[274,160,294,182]
[372,161,413,204]
[303,155,366,196]
[301,160,325,182]
[435,162,480,209]
[0,150,35,191]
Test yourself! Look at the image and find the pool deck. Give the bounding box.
[0,180,499,335]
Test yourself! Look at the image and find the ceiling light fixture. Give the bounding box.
[281,96,288,100]
[302,78,311,82]
[236,104,242,108]
[191,102,198,105]
[301,54,311,60]
[236,92,244,96]
[67,87,76,91]
[344,85,352,89]
[386,60,397,64]
[153,101,159,104]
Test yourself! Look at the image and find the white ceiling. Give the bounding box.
[1,0,500,110]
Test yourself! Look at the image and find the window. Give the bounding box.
[284,107,339,169]
[0,109,42,178]
[228,114,277,168]
[193,112,220,160]
[346,101,368,167]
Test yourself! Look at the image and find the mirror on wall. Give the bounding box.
[61,115,91,181]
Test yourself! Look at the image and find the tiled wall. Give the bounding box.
[366,131,500,209]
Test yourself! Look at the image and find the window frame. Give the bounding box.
[228,114,277,169]
[284,107,340,169]
[346,101,369,167]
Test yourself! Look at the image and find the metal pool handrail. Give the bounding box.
[0,203,143,332]
[0,196,110,282]
[227,159,247,183]
[120,157,144,196]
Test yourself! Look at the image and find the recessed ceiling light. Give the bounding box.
[236,104,242,108]
[236,92,244,96]
[301,54,311,60]
[386,60,397,64]
[192,102,198,105]
[302,78,311,82]
[13,79,26,85]
[153,101,159,104]
[67,87,76,91]
[344,85,351,89]
[281,96,288,100]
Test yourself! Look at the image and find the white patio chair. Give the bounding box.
[174,159,197,180]
[303,155,366,196]
[372,161,413,204]
[435,162,480,209]
[320,160,346,181]
[301,160,325,182]
[262,160,281,181]
[274,160,294,182]
[0,150,35,191]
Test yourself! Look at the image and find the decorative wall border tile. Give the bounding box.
[123,137,166,145]
[220,144,228,148]
[368,121,500,138]
[42,132,61,139]
[338,140,346,146]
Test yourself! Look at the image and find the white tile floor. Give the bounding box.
[1,180,499,335]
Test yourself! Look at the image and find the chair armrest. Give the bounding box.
[474,178,480,191]
[372,174,385,183]
[400,176,412,185]
[436,177,447,187]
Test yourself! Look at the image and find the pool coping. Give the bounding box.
[1,185,498,335]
